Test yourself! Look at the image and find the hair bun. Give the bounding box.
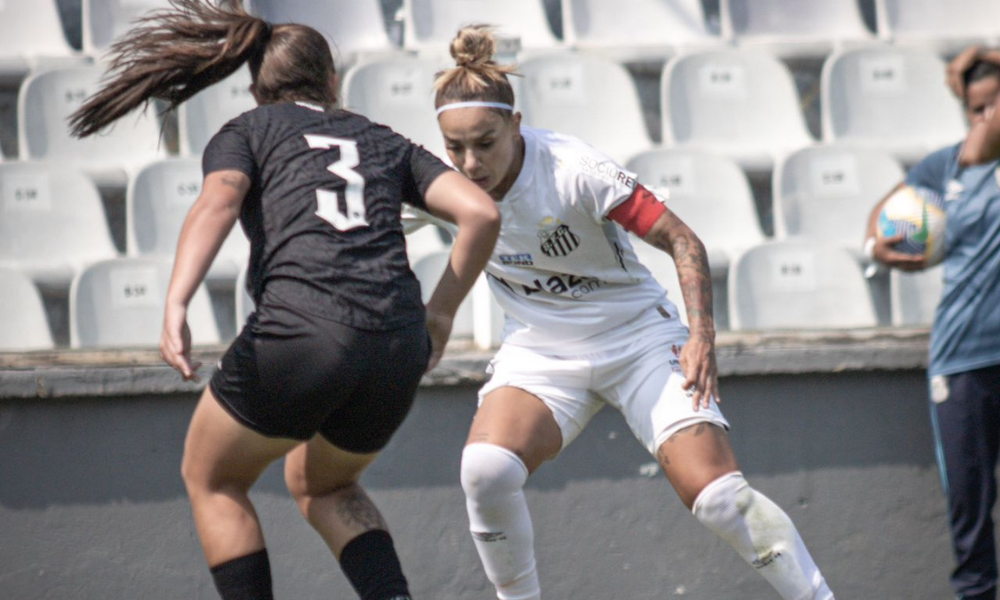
[450,24,496,69]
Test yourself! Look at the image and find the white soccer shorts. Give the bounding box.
[478,306,730,456]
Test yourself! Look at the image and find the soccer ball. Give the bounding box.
[877,184,947,267]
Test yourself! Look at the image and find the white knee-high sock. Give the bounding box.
[692,472,834,600]
[461,443,540,600]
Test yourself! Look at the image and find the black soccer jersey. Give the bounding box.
[203,102,451,331]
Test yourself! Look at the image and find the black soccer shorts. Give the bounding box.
[210,291,431,454]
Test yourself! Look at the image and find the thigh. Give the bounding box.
[319,322,431,454]
[601,329,728,457]
[468,386,564,474]
[284,436,380,498]
[657,422,740,509]
[183,386,300,490]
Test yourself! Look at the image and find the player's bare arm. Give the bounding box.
[643,208,719,410]
[161,169,249,381]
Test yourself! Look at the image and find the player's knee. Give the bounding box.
[692,472,755,537]
[460,443,529,504]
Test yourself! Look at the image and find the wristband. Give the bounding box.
[863,236,876,261]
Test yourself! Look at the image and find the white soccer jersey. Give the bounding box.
[488,126,681,348]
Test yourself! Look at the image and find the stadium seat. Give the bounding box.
[0,0,88,86]
[18,66,167,189]
[340,56,450,161]
[70,257,219,348]
[0,162,118,291]
[890,265,943,327]
[874,0,1000,56]
[720,0,876,60]
[234,267,254,331]
[820,47,967,166]
[520,53,653,165]
[773,145,905,254]
[728,241,878,330]
[127,158,250,287]
[660,49,815,173]
[628,235,689,327]
[178,67,256,157]
[560,0,721,63]
[0,267,55,351]
[401,0,561,57]
[405,223,453,268]
[411,250,474,338]
[626,148,765,276]
[82,0,173,58]
[247,0,397,67]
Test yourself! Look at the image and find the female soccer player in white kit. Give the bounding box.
[432,26,836,600]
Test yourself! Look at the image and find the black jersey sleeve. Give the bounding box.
[403,142,452,212]
[202,117,257,180]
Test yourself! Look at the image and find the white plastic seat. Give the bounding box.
[247,0,397,67]
[82,0,173,58]
[178,67,256,157]
[890,265,943,327]
[626,148,765,276]
[18,66,166,189]
[773,145,905,253]
[520,53,653,165]
[728,241,878,330]
[0,267,55,351]
[720,0,877,60]
[821,47,967,166]
[70,257,219,348]
[874,0,1000,56]
[234,266,254,331]
[0,162,118,290]
[402,0,561,57]
[340,56,450,161]
[0,0,88,86]
[561,0,721,63]
[128,158,250,287]
[411,250,473,338]
[661,49,814,173]
[628,235,688,327]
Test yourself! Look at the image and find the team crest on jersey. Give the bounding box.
[537,217,580,257]
[499,253,534,266]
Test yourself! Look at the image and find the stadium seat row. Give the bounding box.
[1,43,968,180]
[3,0,999,82]
[0,236,942,352]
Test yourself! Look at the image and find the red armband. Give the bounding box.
[607,184,666,238]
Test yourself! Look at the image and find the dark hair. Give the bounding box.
[964,59,1000,92]
[433,24,518,117]
[70,0,336,138]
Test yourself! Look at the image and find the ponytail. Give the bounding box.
[70,0,333,138]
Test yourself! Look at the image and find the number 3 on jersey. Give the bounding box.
[304,134,369,231]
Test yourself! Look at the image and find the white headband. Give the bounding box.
[436,101,514,115]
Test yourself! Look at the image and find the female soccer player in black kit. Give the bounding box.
[69,2,500,599]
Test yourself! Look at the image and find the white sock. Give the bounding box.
[692,472,834,600]
[461,443,540,600]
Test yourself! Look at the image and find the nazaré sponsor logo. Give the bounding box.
[538,218,580,257]
[499,253,534,266]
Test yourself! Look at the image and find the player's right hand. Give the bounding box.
[425,310,454,373]
[160,303,201,382]
[873,234,927,272]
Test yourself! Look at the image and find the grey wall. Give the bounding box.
[0,369,955,599]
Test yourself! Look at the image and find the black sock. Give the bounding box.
[209,548,274,600]
[339,530,411,600]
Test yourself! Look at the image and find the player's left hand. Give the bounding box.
[425,310,454,373]
[680,334,719,411]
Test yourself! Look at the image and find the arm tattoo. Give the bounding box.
[648,213,714,331]
[219,175,245,192]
